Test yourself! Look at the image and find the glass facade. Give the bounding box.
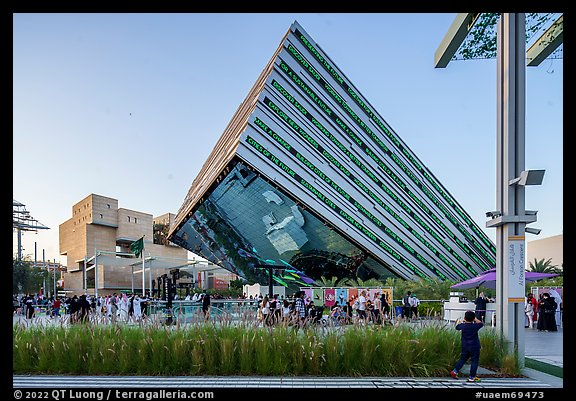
[169,21,496,286]
[171,160,399,292]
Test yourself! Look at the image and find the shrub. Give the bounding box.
[13,320,520,377]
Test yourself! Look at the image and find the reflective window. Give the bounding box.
[172,161,399,291]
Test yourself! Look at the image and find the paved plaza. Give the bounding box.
[10,374,560,389]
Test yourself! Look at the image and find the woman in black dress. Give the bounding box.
[536,293,558,332]
[25,294,35,319]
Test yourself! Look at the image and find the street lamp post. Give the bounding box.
[435,13,548,367]
[53,258,57,298]
[255,264,288,298]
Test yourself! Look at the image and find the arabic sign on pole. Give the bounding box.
[507,235,526,302]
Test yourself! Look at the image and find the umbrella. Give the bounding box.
[450,268,557,290]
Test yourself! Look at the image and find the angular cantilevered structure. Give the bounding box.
[167,21,496,291]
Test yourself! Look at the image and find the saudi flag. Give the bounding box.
[130,236,144,258]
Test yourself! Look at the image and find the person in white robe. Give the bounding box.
[133,295,142,321]
[105,296,113,319]
[118,294,129,322]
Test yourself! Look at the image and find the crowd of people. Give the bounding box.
[14,288,562,332]
[254,289,393,328]
[525,291,561,332]
[401,290,421,320]
[471,290,562,332]
[13,292,154,323]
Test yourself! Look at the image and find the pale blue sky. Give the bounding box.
[13,13,563,265]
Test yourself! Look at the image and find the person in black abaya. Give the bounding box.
[536,293,558,332]
[78,295,91,323]
[69,295,79,323]
[474,292,488,323]
[25,294,35,319]
[202,291,211,320]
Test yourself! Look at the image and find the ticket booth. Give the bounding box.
[443,292,496,325]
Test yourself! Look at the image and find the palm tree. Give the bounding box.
[346,277,384,288]
[317,276,349,287]
[527,258,562,275]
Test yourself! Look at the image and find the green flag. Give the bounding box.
[130,236,144,258]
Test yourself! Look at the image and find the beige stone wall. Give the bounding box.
[527,234,563,269]
[117,208,153,241]
[87,224,117,255]
[59,218,89,272]
[153,213,174,226]
[60,193,189,295]
[146,243,188,259]
[62,270,84,292]
[89,194,119,227]
[59,218,76,266]
[60,194,121,271]
[104,265,173,291]
[103,265,133,288]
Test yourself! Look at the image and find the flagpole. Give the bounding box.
[142,251,145,297]
[130,236,145,297]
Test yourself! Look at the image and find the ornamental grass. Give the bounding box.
[13,314,518,376]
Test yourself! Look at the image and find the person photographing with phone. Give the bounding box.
[450,310,484,382]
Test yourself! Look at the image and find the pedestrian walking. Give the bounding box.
[25,294,35,319]
[527,293,538,327]
[373,292,382,324]
[133,294,142,321]
[293,290,306,329]
[410,293,421,319]
[537,292,558,332]
[118,293,129,322]
[52,297,61,319]
[402,291,412,319]
[357,290,368,322]
[474,292,488,323]
[201,290,211,320]
[525,296,534,329]
[260,295,271,326]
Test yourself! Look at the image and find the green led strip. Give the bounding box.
[254,106,476,280]
[268,76,488,273]
[291,31,496,257]
[293,29,494,254]
[246,135,428,280]
[265,81,485,274]
[275,60,493,270]
[252,115,465,280]
[282,48,495,268]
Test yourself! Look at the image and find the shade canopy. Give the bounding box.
[450,268,557,290]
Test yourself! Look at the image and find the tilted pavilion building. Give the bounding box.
[167,21,496,292]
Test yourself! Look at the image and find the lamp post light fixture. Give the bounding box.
[525,227,542,235]
[435,13,556,368]
[508,169,546,186]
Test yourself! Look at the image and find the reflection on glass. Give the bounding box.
[172,161,399,291]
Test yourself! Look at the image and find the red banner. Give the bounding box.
[324,288,336,307]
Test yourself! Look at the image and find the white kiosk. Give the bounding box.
[242,283,286,299]
[443,292,496,326]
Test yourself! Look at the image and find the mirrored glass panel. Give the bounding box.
[172,160,400,292]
